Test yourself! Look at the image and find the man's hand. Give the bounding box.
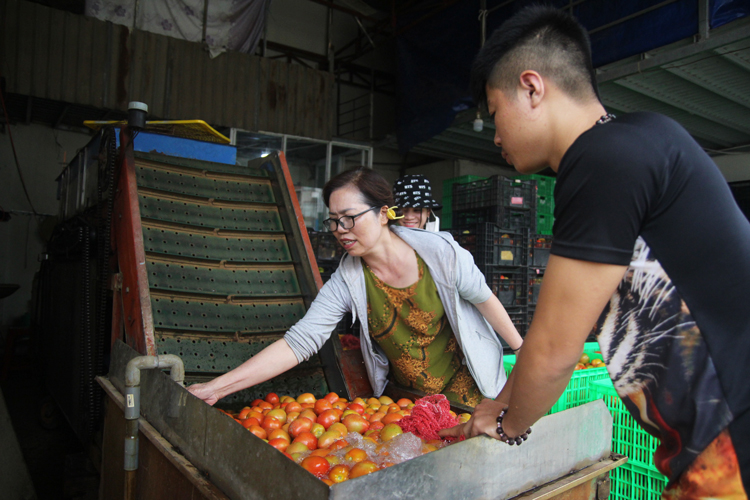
[438,398,508,440]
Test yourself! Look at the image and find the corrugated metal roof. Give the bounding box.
[412,16,750,165]
[0,0,336,140]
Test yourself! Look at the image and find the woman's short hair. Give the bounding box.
[323,167,395,212]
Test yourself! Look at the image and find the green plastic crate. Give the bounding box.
[537,213,554,235]
[537,194,554,215]
[503,346,609,415]
[442,175,486,229]
[513,174,556,197]
[591,379,662,470]
[610,462,668,500]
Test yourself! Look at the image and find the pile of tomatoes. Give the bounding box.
[218,391,472,484]
[574,352,607,370]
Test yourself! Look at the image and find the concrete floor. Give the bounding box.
[1,369,99,500]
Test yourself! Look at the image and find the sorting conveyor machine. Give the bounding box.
[95,122,624,499]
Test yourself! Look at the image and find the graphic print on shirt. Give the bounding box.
[595,237,733,482]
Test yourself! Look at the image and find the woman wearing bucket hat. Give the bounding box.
[189,167,523,409]
[393,174,442,231]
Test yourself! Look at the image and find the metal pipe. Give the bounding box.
[122,354,185,498]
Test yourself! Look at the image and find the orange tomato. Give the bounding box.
[314,399,333,415]
[293,431,318,450]
[247,425,267,440]
[309,448,330,457]
[321,478,334,486]
[329,439,349,451]
[266,408,287,424]
[288,417,313,438]
[285,401,303,414]
[299,409,318,423]
[296,393,317,404]
[328,422,348,437]
[368,421,384,431]
[396,398,413,408]
[381,413,404,425]
[344,448,367,463]
[328,464,350,483]
[267,438,289,452]
[261,416,283,433]
[369,412,386,423]
[286,442,310,455]
[238,407,252,419]
[332,400,348,410]
[317,430,342,449]
[241,417,261,429]
[268,429,291,442]
[386,403,401,414]
[378,396,394,405]
[323,392,340,405]
[349,460,379,478]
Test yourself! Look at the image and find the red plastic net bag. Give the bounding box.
[398,394,462,441]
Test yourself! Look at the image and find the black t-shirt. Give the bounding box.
[552,112,750,486]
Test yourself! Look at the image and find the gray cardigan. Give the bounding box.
[284,226,508,398]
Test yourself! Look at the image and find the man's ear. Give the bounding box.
[519,70,544,108]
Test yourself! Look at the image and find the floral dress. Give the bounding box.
[364,252,483,407]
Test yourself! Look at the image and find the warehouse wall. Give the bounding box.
[714,153,750,183]
[0,123,91,337]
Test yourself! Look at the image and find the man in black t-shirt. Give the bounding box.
[440,6,750,498]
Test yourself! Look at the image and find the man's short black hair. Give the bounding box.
[471,5,599,109]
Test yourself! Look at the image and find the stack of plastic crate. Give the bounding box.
[451,176,536,338]
[591,379,668,500]
[527,234,552,327]
[441,175,486,230]
[514,174,555,236]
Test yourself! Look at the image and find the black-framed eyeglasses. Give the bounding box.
[322,206,379,232]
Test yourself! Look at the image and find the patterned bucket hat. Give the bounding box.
[393,174,442,209]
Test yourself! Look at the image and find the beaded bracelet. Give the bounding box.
[496,408,532,446]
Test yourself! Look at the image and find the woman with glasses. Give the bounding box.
[188,168,523,408]
[392,174,441,231]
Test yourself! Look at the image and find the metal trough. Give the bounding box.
[99,340,624,500]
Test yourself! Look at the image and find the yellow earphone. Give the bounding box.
[386,206,404,220]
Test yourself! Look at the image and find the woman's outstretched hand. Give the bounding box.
[187,382,221,406]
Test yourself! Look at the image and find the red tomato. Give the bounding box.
[346,403,365,415]
[316,409,341,429]
[265,392,280,405]
[323,392,339,405]
[301,456,330,478]
[261,416,283,432]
